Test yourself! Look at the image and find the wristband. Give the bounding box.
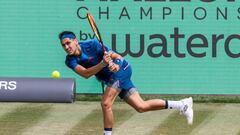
[113,58,123,67]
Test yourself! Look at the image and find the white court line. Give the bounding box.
[114,109,174,135]
[21,102,99,135]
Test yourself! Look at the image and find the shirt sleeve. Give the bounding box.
[65,56,78,70]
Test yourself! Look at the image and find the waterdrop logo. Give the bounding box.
[0,81,17,91]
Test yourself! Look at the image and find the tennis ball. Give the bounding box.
[52,70,60,79]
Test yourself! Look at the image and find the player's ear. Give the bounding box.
[73,38,78,44]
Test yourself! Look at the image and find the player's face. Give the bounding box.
[61,38,79,55]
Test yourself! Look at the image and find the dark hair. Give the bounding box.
[58,31,76,40]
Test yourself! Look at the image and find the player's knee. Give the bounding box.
[135,105,146,113]
[101,101,112,110]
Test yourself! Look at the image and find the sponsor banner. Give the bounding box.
[0,77,75,103]
[0,0,239,94]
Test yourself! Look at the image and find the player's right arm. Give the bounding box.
[74,62,106,79]
[66,53,111,79]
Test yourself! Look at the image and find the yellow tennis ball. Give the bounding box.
[52,70,60,79]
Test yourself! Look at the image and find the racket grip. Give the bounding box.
[102,51,113,66]
[104,51,113,64]
[108,59,114,66]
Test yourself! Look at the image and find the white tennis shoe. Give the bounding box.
[180,97,193,125]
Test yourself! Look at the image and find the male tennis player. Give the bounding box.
[58,31,193,135]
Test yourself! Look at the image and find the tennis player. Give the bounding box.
[58,31,193,135]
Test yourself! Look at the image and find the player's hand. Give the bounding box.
[102,52,112,65]
[108,62,120,73]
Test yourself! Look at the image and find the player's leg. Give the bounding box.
[124,89,193,125]
[101,86,120,135]
[124,89,166,112]
[116,63,193,124]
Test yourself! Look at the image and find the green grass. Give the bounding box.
[75,94,240,103]
[0,102,239,135]
[0,104,52,135]
[65,109,103,135]
[149,104,222,135]
[65,107,135,135]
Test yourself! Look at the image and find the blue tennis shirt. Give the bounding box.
[65,39,133,91]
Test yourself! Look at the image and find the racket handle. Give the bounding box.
[108,60,114,66]
[104,51,114,65]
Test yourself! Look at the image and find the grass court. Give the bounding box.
[0,101,239,135]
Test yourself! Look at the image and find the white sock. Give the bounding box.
[104,131,112,135]
[167,100,183,110]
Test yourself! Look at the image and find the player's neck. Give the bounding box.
[75,45,81,56]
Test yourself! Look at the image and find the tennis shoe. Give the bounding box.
[180,97,193,125]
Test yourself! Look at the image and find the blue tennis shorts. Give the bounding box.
[107,64,137,100]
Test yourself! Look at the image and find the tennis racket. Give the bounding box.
[87,12,107,53]
[87,12,112,94]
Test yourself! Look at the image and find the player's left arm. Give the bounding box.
[108,51,122,60]
[94,40,123,73]
[107,51,123,73]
